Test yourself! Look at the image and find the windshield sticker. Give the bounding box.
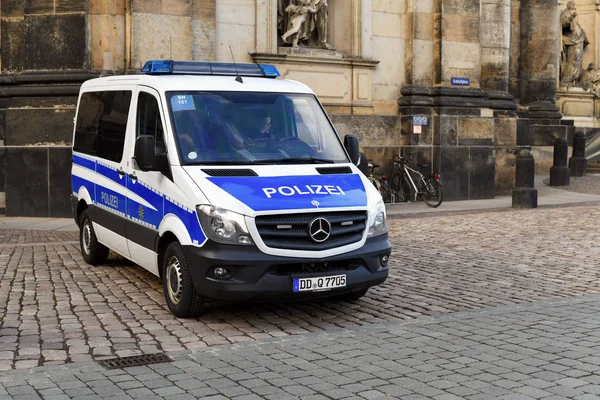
[188,151,198,160]
[171,95,196,112]
[207,174,367,211]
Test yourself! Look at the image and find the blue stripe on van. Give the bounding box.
[165,199,206,246]
[73,154,96,172]
[72,154,205,247]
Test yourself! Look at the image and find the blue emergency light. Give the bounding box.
[141,60,281,78]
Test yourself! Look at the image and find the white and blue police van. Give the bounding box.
[70,60,391,318]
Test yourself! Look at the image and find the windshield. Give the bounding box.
[166,91,349,165]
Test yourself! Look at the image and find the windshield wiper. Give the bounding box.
[258,157,336,164]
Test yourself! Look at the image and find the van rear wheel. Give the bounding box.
[79,209,109,265]
[163,242,206,318]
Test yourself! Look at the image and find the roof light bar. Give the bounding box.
[141,60,281,78]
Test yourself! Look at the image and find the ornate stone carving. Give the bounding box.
[579,63,600,96]
[560,1,590,88]
[278,0,332,49]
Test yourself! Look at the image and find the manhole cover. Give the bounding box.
[98,353,173,369]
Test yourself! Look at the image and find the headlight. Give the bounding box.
[197,205,254,246]
[368,200,388,238]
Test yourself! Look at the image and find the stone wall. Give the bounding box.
[0,0,90,217]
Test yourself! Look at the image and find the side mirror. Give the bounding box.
[344,135,360,165]
[134,135,156,171]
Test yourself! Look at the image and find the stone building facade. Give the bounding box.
[0,0,595,216]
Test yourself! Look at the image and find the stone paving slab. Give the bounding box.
[3,293,600,399]
[1,205,600,371]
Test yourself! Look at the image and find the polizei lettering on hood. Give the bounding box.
[262,185,346,198]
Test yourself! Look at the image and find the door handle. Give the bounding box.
[128,173,138,181]
[117,168,126,176]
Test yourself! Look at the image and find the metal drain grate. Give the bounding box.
[98,353,173,369]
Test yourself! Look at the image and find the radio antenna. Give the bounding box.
[229,45,243,83]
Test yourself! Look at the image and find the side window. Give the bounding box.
[73,91,132,163]
[137,92,166,155]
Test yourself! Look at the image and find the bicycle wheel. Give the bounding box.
[422,178,443,208]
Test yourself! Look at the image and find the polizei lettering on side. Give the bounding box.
[262,185,346,198]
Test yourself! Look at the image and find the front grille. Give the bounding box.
[255,211,367,250]
[271,260,362,275]
[202,169,258,177]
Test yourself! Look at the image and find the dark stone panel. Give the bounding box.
[49,147,72,217]
[458,138,494,146]
[400,116,412,146]
[0,148,5,193]
[5,108,74,145]
[362,146,401,178]
[439,147,469,201]
[530,125,567,146]
[5,147,49,217]
[517,118,530,146]
[436,116,458,146]
[469,147,495,200]
[25,0,53,14]
[0,110,5,141]
[1,19,25,72]
[401,146,433,174]
[24,14,86,70]
[55,0,86,12]
[2,0,25,17]
[437,107,481,116]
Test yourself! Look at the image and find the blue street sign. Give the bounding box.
[451,77,470,86]
[413,116,428,126]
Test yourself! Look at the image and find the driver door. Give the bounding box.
[125,87,168,276]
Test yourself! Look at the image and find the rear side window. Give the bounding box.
[73,91,132,163]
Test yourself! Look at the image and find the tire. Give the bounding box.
[79,209,109,265]
[422,178,443,208]
[337,288,369,301]
[162,241,206,318]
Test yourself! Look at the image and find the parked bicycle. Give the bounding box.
[366,160,403,204]
[390,153,443,208]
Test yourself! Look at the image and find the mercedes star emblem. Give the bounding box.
[308,217,331,243]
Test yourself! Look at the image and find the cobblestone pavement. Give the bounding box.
[4,293,600,399]
[543,175,600,195]
[1,205,600,373]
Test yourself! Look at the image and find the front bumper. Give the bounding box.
[185,234,391,301]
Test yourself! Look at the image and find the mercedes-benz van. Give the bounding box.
[70,60,391,318]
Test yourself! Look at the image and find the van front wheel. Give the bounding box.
[79,210,109,265]
[163,242,206,318]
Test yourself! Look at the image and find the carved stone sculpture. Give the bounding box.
[579,63,600,96]
[278,0,333,49]
[560,1,590,88]
[281,0,318,47]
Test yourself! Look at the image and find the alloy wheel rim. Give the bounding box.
[166,256,183,305]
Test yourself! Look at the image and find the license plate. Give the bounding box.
[293,275,346,292]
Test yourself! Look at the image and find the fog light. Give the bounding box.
[211,267,232,279]
[380,254,389,267]
[238,235,251,245]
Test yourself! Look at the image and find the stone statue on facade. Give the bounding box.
[278,0,333,49]
[560,1,590,88]
[579,63,600,96]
